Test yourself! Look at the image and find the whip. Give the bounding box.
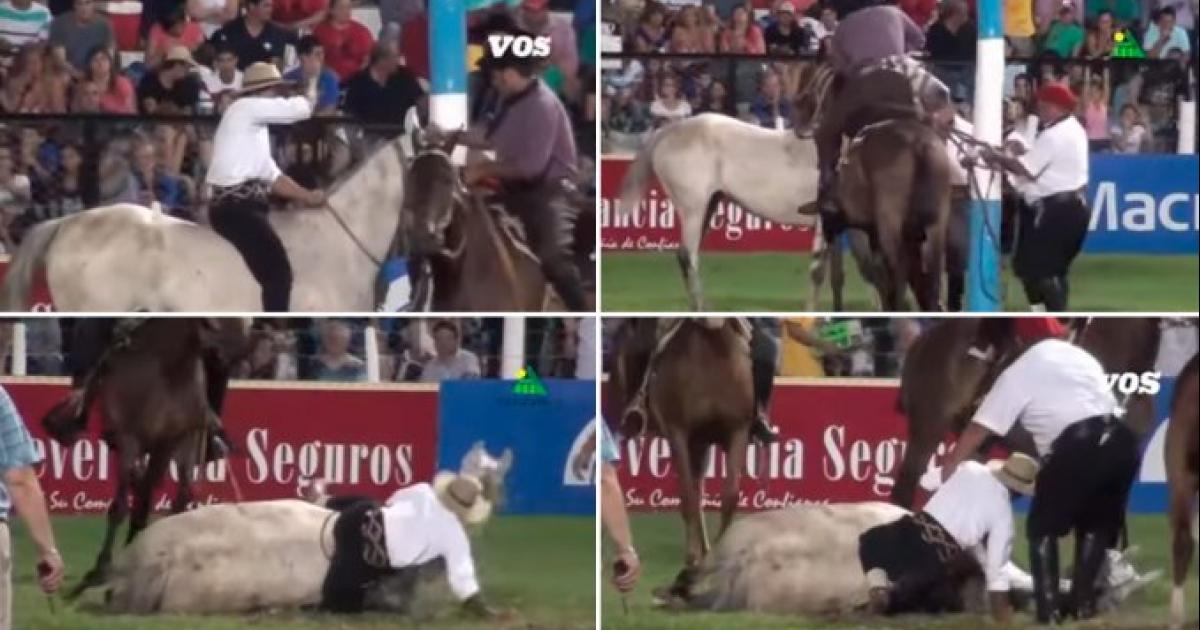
[613,559,630,614]
[37,560,56,614]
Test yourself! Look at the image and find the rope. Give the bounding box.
[947,129,1007,307]
[323,201,384,268]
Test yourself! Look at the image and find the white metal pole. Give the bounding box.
[1178,97,1196,154]
[500,317,526,379]
[12,321,27,376]
[364,323,380,383]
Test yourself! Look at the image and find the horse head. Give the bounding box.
[459,440,514,510]
[403,121,465,259]
[200,317,254,364]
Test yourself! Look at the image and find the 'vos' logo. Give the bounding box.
[486,34,552,59]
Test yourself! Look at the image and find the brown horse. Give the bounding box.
[610,318,755,599]
[1167,352,1199,629]
[402,130,547,311]
[792,62,954,311]
[892,317,1164,509]
[42,318,250,598]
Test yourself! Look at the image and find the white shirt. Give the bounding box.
[946,115,974,187]
[1014,115,1089,204]
[923,461,1015,592]
[205,95,312,187]
[420,349,482,382]
[973,339,1117,456]
[380,483,480,600]
[200,67,243,97]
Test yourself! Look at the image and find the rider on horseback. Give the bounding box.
[622,318,782,444]
[59,319,232,462]
[814,1,948,235]
[461,30,588,312]
[206,62,327,312]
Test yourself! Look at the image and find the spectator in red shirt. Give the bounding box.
[719,4,766,53]
[82,46,135,113]
[897,0,937,28]
[312,0,375,83]
[271,0,328,31]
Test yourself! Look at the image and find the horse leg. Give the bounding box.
[128,448,171,544]
[1168,476,1198,628]
[671,191,715,311]
[171,434,199,514]
[718,429,748,540]
[68,448,136,599]
[667,429,705,598]
[807,223,827,311]
[831,237,847,312]
[919,222,947,312]
[892,407,943,509]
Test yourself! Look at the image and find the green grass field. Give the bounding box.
[601,252,1200,311]
[601,513,1198,629]
[9,514,595,630]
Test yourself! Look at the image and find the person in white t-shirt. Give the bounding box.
[860,453,1038,622]
[941,336,1138,624]
[979,82,1089,312]
[319,471,497,618]
[205,62,325,312]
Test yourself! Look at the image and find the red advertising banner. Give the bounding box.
[615,379,953,511]
[4,378,438,514]
[600,157,816,253]
[0,257,55,311]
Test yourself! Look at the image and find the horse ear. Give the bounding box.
[498,448,514,476]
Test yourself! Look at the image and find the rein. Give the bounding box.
[317,139,410,270]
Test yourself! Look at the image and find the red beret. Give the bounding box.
[1036,82,1078,111]
[1014,317,1068,343]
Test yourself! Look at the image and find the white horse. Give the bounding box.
[616,113,821,311]
[1,136,407,312]
[684,502,1158,617]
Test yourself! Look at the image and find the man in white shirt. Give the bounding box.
[419,320,482,382]
[859,453,1037,622]
[320,472,496,618]
[206,62,326,312]
[941,337,1139,624]
[981,82,1090,312]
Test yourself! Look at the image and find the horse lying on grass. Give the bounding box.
[97,443,511,615]
[676,502,1157,618]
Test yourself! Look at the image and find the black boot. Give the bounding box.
[751,407,779,443]
[1069,532,1108,620]
[205,426,231,463]
[1030,535,1062,624]
[1036,277,1067,312]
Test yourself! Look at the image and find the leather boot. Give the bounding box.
[1030,535,1062,624]
[817,166,845,236]
[751,408,779,443]
[204,424,232,463]
[1069,532,1108,620]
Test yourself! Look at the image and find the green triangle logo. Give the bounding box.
[1112,30,1145,59]
[513,366,547,396]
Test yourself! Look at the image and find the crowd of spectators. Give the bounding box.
[2,316,594,382]
[0,0,595,250]
[600,0,1196,154]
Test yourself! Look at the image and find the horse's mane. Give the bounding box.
[325,134,405,198]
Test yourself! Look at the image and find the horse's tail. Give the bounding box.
[0,216,65,311]
[617,128,665,217]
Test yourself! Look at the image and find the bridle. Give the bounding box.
[319,139,409,269]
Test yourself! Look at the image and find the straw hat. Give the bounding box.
[988,453,1039,496]
[433,471,493,526]
[239,62,291,95]
[164,45,196,67]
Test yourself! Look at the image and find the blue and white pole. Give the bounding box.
[967,0,1004,311]
[429,0,468,130]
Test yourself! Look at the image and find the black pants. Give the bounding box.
[749,321,777,414]
[1013,192,1089,310]
[1028,416,1139,543]
[322,500,390,613]
[859,514,967,614]
[209,195,293,312]
[946,186,970,312]
[504,180,586,311]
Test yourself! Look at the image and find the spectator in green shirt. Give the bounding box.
[1086,0,1140,27]
[1042,4,1085,58]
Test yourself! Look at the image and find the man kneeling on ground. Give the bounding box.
[859,453,1039,623]
[317,472,498,618]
